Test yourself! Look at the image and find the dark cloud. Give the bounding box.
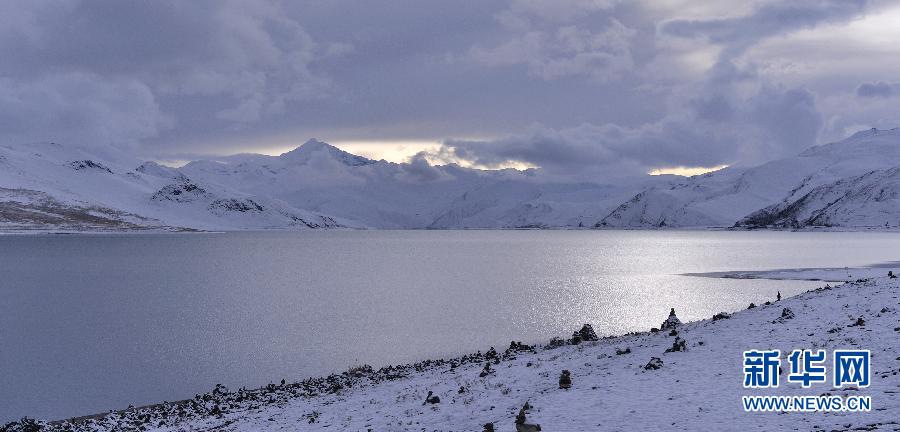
[0,0,890,174]
[437,83,822,176]
[0,0,332,147]
[0,73,168,148]
[856,81,894,98]
[660,0,867,58]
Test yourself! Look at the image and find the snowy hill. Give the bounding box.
[599,128,900,229]
[737,166,900,229]
[0,142,343,231]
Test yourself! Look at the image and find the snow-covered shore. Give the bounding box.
[4,273,899,431]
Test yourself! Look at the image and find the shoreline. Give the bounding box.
[5,270,899,431]
[6,225,900,235]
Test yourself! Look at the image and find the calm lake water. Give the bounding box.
[2,230,899,421]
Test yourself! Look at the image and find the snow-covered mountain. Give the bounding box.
[737,166,900,228]
[599,128,900,229]
[176,139,649,229]
[0,139,647,231]
[0,142,344,231]
[3,128,900,231]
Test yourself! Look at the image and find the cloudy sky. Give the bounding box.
[2,0,900,176]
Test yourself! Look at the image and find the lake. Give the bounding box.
[2,230,899,421]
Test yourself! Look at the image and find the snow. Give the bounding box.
[4,127,900,231]
[11,270,898,431]
[601,128,900,229]
[685,262,900,282]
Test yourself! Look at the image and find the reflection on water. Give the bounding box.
[1,230,898,420]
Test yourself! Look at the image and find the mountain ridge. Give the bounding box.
[2,129,900,231]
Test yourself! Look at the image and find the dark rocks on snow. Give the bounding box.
[483,422,495,432]
[423,390,440,405]
[712,312,731,321]
[515,401,541,432]
[485,347,498,360]
[665,336,687,353]
[69,160,113,173]
[660,308,682,330]
[505,341,534,356]
[479,362,494,378]
[773,308,795,323]
[748,303,757,309]
[151,181,210,202]
[889,270,897,279]
[615,347,631,355]
[570,324,599,344]
[668,329,678,336]
[777,291,782,301]
[644,357,664,370]
[558,370,572,389]
[208,198,264,213]
[546,337,567,349]
[849,316,866,327]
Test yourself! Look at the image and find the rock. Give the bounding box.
[559,370,572,389]
[660,308,682,330]
[773,307,795,323]
[849,316,866,327]
[615,347,631,355]
[712,312,731,321]
[645,357,664,370]
[506,341,534,355]
[479,362,494,378]
[574,324,599,342]
[515,401,541,432]
[650,327,660,333]
[889,270,896,279]
[665,336,687,353]
[547,337,567,349]
[748,303,757,309]
[423,390,440,405]
[668,329,678,336]
[485,347,498,359]
[483,423,495,432]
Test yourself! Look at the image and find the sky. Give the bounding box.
[2,0,900,177]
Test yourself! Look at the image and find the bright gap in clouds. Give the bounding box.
[331,141,441,163]
[332,140,536,170]
[648,165,729,177]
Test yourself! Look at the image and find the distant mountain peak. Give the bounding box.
[279,139,375,167]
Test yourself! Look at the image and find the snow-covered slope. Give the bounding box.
[0,142,343,231]
[599,128,900,229]
[738,166,900,228]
